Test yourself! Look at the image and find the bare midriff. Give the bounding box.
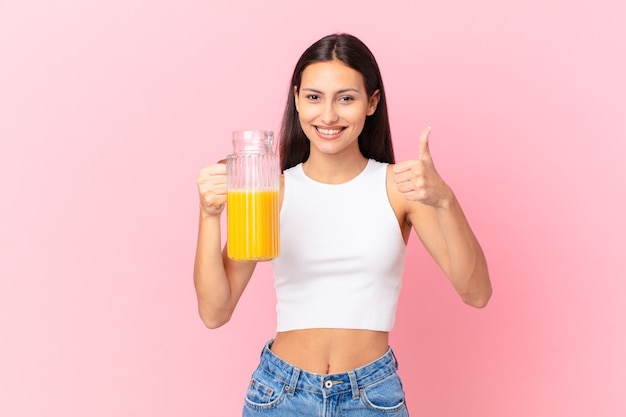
[270,329,390,374]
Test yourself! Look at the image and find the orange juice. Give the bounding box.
[227,190,279,261]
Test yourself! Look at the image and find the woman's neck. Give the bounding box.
[302,152,368,184]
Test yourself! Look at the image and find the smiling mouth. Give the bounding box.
[316,127,345,135]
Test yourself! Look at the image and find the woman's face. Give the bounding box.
[295,60,379,159]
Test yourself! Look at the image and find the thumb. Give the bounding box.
[419,127,432,160]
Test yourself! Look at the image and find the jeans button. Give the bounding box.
[324,380,333,389]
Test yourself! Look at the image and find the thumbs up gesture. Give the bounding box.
[393,127,452,208]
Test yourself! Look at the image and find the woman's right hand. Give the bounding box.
[197,159,227,217]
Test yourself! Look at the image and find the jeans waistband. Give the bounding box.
[258,340,399,398]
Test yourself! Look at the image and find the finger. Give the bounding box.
[394,163,423,183]
[418,127,432,160]
[392,160,413,174]
[199,164,227,178]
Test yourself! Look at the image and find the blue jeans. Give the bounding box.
[242,340,409,416]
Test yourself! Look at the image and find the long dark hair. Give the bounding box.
[279,33,395,171]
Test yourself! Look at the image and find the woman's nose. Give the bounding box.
[320,102,339,124]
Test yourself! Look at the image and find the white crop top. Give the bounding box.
[271,159,407,332]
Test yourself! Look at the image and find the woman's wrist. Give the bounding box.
[199,203,225,220]
[433,185,456,211]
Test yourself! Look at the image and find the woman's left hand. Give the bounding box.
[393,127,453,208]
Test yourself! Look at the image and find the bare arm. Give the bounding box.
[408,195,491,307]
[393,128,492,307]
[193,163,256,328]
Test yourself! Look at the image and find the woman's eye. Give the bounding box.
[339,96,354,102]
[306,94,319,100]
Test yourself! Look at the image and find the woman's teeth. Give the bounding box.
[317,127,343,135]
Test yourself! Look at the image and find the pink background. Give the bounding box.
[1,1,625,416]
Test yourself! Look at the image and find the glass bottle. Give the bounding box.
[226,130,280,261]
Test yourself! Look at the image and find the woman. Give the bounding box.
[194,33,492,416]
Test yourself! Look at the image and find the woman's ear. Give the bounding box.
[293,86,300,112]
[367,89,380,116]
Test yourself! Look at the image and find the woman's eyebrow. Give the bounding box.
[301,87,323,94]
[301,87,362,94]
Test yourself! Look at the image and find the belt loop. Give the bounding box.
[390,347,399,369]
[348,370,359,399]
[286,367,300,397]
[263,339,274,360]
